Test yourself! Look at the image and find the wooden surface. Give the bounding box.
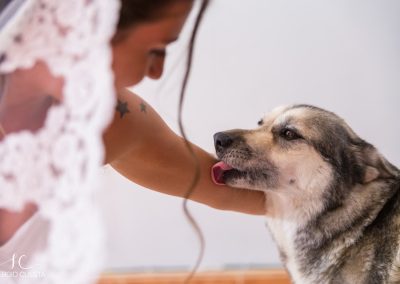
[98,269,291,284]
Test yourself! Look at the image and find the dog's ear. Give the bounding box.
[354,142,399,184]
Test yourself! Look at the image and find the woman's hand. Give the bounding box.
[103,89,266,215]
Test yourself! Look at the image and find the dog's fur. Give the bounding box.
[213,105,400,284]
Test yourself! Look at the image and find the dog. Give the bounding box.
[211,104,400,284]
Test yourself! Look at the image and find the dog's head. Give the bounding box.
[212,105,399,205]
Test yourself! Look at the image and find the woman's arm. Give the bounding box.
[103,89,266,215]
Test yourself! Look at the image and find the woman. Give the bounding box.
[0,0,265,281]
[105,0,266,214]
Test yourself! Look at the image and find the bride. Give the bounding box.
[0,0,265,283]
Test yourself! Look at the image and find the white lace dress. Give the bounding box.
[0,0,120,283]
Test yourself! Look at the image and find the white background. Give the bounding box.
[96,0,400,272]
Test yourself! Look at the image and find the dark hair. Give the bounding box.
[117,0,185,30]
[117,1,210,283]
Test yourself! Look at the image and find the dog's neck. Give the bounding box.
[265,179,400,283]
[265,187,325,224]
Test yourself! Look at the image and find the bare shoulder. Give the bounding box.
[102,88,173,164]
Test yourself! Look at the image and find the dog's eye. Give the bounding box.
[281,129,301,140]
[257,119,264,126]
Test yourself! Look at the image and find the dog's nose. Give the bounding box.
[214,132,233,153]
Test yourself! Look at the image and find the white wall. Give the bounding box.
[96,0,400,272]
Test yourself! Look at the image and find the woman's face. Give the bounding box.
[111,1,194,90]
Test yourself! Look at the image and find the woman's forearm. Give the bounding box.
[111,135,266,215]
[103,89,266,215]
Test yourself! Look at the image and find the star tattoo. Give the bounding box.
[116,99,130,118]
[140,102,147,113]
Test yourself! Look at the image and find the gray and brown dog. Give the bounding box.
[212,105,400,284]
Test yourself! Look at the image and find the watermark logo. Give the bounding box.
[0,253,46,279]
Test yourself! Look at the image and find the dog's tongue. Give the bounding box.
[211,161,233,185]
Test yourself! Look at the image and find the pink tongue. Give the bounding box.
[211,161,233,185]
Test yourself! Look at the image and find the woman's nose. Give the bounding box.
[146,54,165,80]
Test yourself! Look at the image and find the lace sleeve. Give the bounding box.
[0,0,119,283]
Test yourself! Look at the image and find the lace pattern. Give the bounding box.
[0,0,119,283]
